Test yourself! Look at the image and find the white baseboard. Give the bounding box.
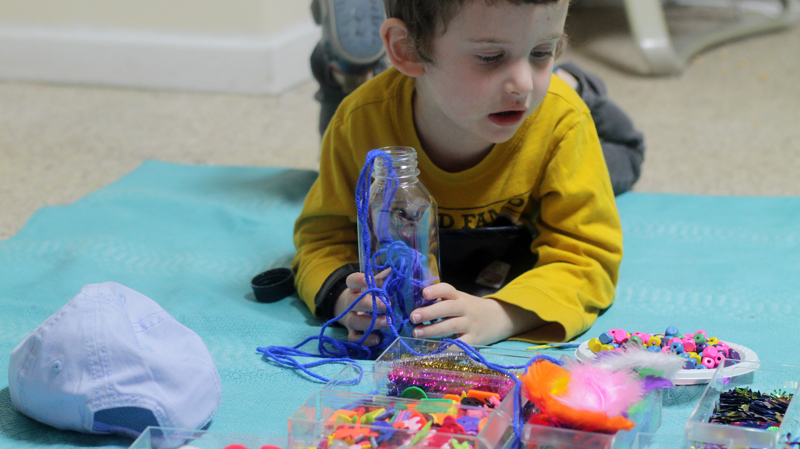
[0,21,321,95]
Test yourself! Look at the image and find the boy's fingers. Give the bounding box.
[347,269,392,291]
[374,268,392,286]
[409,299,461,324]
[348,329,381,347]
[412,316,466,340]
[351,293,388,313]
[344,311,388,331]
[345,272,367,290]
[422,282,458,301]
[358,268,392,289]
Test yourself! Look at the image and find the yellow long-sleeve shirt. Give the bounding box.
[292,67,622,343]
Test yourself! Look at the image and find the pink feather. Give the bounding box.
[553,360,645,417]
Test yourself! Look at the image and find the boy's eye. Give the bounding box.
[477,54,503,64]
[530,50,555,61]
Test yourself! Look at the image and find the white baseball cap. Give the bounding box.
[8,282,222,439]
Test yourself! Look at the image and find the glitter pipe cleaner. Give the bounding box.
[387,367,515,397]
[390,352,516,376]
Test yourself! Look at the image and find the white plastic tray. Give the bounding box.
[574,341,759,385]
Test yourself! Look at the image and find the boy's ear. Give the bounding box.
[380,18,425,77]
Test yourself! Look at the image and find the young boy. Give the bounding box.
[292,0,623,347]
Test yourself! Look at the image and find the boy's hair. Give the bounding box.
[384,0,564,64]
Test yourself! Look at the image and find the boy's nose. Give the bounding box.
[503,61,534,97]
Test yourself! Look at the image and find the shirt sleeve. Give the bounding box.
[487,111,623,343]
[291,115,362,315]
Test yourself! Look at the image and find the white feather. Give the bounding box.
[592,346,685,380]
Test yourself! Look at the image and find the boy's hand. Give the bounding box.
[333,271,389,347]
[409,283,544,346]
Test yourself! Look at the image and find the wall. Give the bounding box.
[0,0,320,94]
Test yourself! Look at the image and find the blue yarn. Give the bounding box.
[257,150,428,380]
[257,149,562,447]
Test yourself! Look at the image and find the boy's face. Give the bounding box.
[414,0,569,153]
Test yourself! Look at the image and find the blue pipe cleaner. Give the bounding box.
[257,149,562,447]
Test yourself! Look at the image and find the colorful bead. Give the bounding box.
[593,328,733,373]
[693,333,707,345]
[401,386,428,399]
[702,346,719,359]
[612,329,628,344]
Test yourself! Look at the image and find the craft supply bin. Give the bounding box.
[375,337,543,372]
[129,427,290,449]
[685,359,800,449]
[483,389,661,449]
[288,381,511,449]
[323,360,516,399]
[632,433,734,449]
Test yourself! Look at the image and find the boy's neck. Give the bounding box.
[413,92,495,173]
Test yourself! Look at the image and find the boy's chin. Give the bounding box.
[482,126,522,145]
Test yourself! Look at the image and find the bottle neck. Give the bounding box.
[372,146,419,182]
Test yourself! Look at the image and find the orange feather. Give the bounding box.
[521,359,636,434]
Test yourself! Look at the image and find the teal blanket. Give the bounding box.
[1,160,798,448]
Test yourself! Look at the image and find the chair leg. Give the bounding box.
[624,0,800,76]
[624,0,683,75]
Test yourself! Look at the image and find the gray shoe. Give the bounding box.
[311,0,386,75]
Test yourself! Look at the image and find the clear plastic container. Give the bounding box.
[685,359,800,449]
[485,389,662,449]
[633,433,734,449]
[375,338,662,448]
[358,147,440,338]
[129,427,289,449]
[288,381,510,449]
[323,360,507,399]
[373,337,541,399]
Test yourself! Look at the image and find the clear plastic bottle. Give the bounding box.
[358,146,440,337]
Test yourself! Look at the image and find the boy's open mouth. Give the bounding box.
[488,110,525,127]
